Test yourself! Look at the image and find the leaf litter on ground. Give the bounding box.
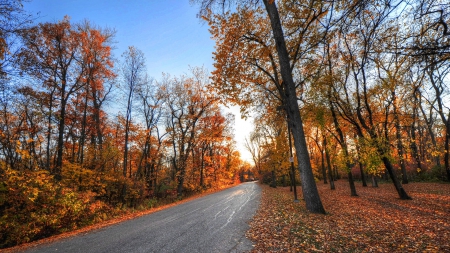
[246,180,450,252]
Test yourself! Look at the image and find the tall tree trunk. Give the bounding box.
[123,127,129,177]
[46,89,56,172]
[324,138,335,190]
[392,91,408,184]
[123,89,133,177]
[347,170,357,196]
[55,90,68,181]
[137,136,150,180]
[329,95,356,195]
[92,84,107,154]
[263,0,325,214]
[409,93,422,174]
[78,92,89,165]
[321,148,327,184]
[427,68,450,180]
[419,93,440,167]
[288,123,299,200]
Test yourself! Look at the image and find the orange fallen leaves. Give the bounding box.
[247,181,450,252]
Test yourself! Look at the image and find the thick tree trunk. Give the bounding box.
[381,156,411,199]
[263,0,325,214]
[347,169,358,196]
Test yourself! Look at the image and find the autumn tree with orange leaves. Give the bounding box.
[198,0,329,213]
[196,0,449,203]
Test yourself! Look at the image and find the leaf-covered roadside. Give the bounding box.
[247,181,450,252]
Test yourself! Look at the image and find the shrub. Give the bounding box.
[0,168,117,248]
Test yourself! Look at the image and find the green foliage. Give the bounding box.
[412,165,447,182]
[357,137,393,177]
[145,197,158,208]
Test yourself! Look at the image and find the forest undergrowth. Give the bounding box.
[247,180,450,252]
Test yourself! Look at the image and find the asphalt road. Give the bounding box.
[22,182,261,253]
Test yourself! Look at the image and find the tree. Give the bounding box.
[120,46,146,177]
[136,77,163,184]
[17,17,86,179]
[76,21,115,167]
[197,0,327,213]
[0,0,31,79]
[161,67,215,196]
[424,56,450,180]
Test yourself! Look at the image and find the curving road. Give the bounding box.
[22,182,261,253]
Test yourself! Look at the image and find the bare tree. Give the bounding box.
[120,46,146,177]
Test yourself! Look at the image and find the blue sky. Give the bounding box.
[23,0,254,163]
[24,0,214,79]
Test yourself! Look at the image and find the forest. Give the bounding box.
[0,1,247,247]
[1,0,450,249]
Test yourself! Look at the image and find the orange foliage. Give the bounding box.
[248,181,450,252]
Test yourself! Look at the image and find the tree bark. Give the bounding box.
[409,92,422,174]
[381,156,411,199]
[46,89,55,172]
[263,0,325,214]
[324,139,335,190]
[321,148,328,184]
[359,162,367,187]
[123,89,133,177]
[55,85,68,181]
[392,91,408,184]
[329,95,356,195]
[371,175,378,187]
[78,90,89,165]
